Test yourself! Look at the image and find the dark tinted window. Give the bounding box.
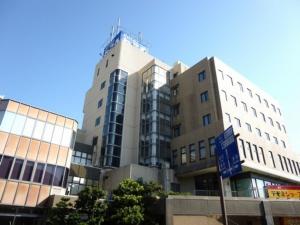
[10,159,24,179]
[53,166,64,186]
[43,164,55,185]
[33,163,45,183]
[0,156,14,178]
[22,161,34,181]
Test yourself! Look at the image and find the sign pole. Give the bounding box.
[215,153,228,225]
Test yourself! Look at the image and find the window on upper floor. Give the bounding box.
[255,94,261,103]
[173,72,178,78]
[276,122,281,131]
[259,147,266,165]
[231,95,237,107]
[281,140,286,148]
[264,99,269,108]
[198,70,206,82]
[237,82,243,92]
[269,151,276,168]
[173,124,181,137]
[189,144,196,163]
[278,155,284,171]
[181,147,187,164]
[247,88,253,98]
[200,91,209,103]
[283,156,289,172]
[199,140,206,159]
[234,117,241,127]
[218,70,224,80]
[95,117,101,126]
[97,99,103,108]
[271,104,276,113]
[256,128,261,137]
[202,114,211,127]
[277,108,281,116]
[100,81,106,90]
[260,112,266,122]
[221,90,227,101]
[268,117,274,126]
[246,122,252,132]
[172,104,180,117]
[171,85,179,97]
[265,132,270,141]
[227,75,233,86]
[241,101,248,112]
[251,107,257,117]
[273,136,278,145]
[208,137,215,156]
[225,113,231,123]
[282,125,286,133]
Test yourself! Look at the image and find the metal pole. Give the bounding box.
[215,153,228,225]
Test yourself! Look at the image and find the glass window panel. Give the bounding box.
[33,163,45,183]
[52,125,63,145]
[61,128,72,147]
[0,111,15,133]
[42,123,54,142]
[10,159,24,179]
[73,176,80,183]
[23,118,35,137]
[0,155,14,178]
[43,164,55,185]
[32,120,45,140]
[81,152,87,158]
[53,166,64,186]
[22,161,34,181]
[11,114,26,135]
[63,168,69,188]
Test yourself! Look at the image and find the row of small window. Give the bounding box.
[67,176,100,195]
[0,154,68,187]
[218,70,282,116]
[238,139,300,176]
[172,137,216,166]
[222,90,286,133]
[0,111,75,148]
[225,113,286,148]
[71,151,92,166]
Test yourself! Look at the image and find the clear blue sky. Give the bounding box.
[0,0,299,152]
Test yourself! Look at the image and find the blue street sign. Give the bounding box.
[215,126,242,179]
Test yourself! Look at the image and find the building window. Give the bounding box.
[251,107,257,117]
[181,147,187,164]
[198,70,206,81]
[208,137,215,156]
[255,128,261,137]
[231,95,237,107]
[200,91,209,103]
[218,70,224,80]
[281,140,286,148]
[253,144,260,163]
[256,94,261,103]
[288,158,294,174]
[264,99,269,108]
[276,122,281,131]
[269,151,276,168]
[282,125,286,133]
[225,113,231,123]
[260,112,266,122]
[292,161,298,175]
[221,90,227,101]
[278,155,284,171]
[98,99,103,108]
[172,150,177,167]
[202,114,211,126]
[238,139,246,158]
[271,104,276,113]
[273,136,278,145]
[259,147,266,165]
[247,88,253,97]
[246,142,253,160]
[265,132,270,141]
[173,72,178,78]
[100,81,106,90]
[199,140,206,159]
[268,117,274,126]
[237,82,243,92]
[246,123,252,132]
[283,156,289,172]
[95,117,101,126]
[172,104,180,117]
[234,117,241,127]
[241,101,248,112]
[189,144,196,162]
[277,108,281,116]
[227,75,233,86]
[173,124,181,137]
[171,85,179,96]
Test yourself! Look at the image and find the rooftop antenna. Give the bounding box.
[117,17,121,33]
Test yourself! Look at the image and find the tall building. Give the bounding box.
[78,29,300,195]
[0,99,77,223]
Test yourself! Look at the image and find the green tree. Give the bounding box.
[107,179,144,225]
[47,187,107,225]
